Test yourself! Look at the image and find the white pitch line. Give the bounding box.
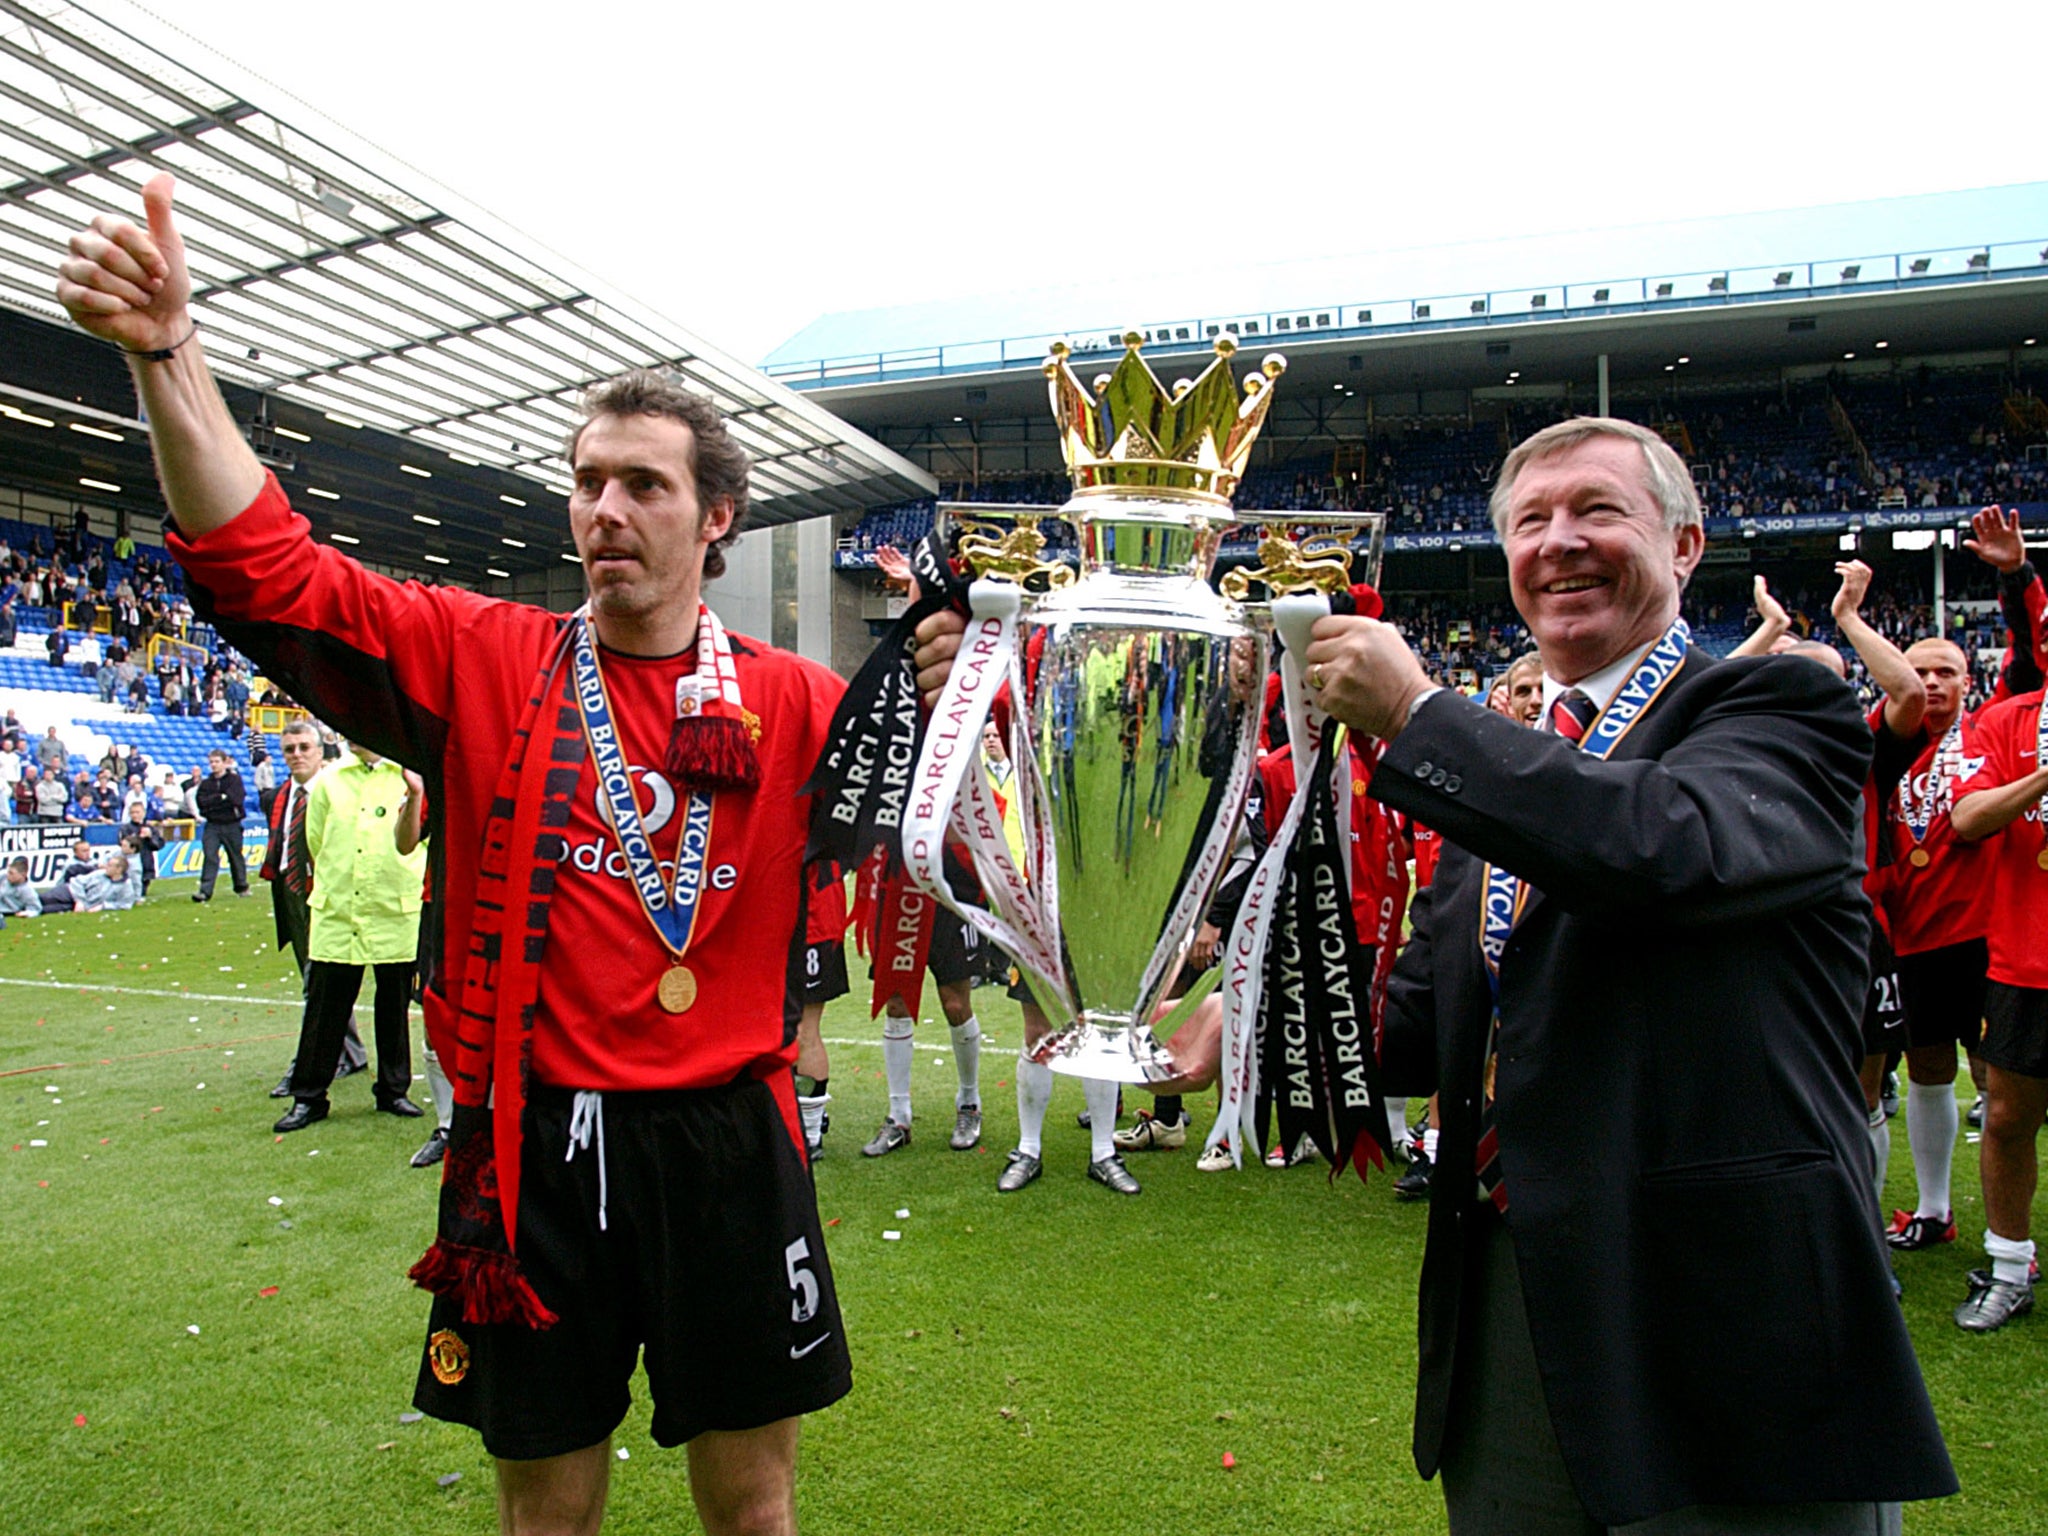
[0,976,299,1007]
[0,975,894,1048]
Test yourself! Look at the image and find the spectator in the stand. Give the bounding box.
[35,726,66,778]
[66,772,97,820]
[249,745,276,816]
[161,676,183,715]
[14,766,40,822]
[0,858,42,918]
[193,747,250,901]
[0,737,20,793]
[122,773,148,822]
[113,530,134,562]
[45,624,67,668]
[0,601,14,648]
[126,671,149,712]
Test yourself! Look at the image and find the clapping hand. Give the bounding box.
[1964,506,2025,573]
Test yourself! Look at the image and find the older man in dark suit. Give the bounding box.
[1303,418,1956,1534]
[262,718,366,1098]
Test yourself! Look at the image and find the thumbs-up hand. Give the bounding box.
[55,172,191,355]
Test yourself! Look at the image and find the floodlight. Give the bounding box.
[1707,276,1727,292]
[1840,265,1861,281]
[1469,300,1486,314]
[1773,272,1793,286]
[1968,253,1989,269]
[1909,258,1931,274]
[1415,304,1431,319]
[1592,287,1610,302]
[1654,283,1673,298]
[1530,294,1546,308]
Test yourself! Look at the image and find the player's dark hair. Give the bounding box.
[566,371,751,581]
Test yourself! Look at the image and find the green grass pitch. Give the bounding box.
[2,877,2044,1533]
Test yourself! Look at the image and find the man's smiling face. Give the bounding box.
[1503,434,1702,683]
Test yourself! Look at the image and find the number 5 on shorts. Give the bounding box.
[785,1236,820,1323]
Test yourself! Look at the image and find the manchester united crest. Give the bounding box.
[428,1327,470,1386]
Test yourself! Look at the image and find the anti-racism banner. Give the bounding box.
[0,823,89,883]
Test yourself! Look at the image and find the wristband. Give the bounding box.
[124,322,197,363]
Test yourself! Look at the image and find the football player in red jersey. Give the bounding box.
[58,178,881,1536]
[1877,509,2047,1254]
[1947,678,2048,1330]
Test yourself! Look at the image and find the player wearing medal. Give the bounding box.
[56,178,862,1534]
[1878,508,2047,1255]
[1947,675,2048,1331]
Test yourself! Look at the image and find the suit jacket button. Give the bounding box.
[1414,761,1434,779]
[1444,775,1462,793]
[1429,768,1448,788]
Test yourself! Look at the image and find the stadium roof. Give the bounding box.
[763,182,2048,386]
[0,0,934,541]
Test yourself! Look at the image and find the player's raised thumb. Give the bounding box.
[141,173,183,271]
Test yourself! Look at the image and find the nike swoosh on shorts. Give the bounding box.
[790,1333,833,1360]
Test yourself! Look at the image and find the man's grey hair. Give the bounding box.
[279,719,321,742]
[1489,416,1704,540]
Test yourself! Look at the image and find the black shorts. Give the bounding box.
[1981,981,2048,1079]
[869,907,979,992]
[412,1077,851,1459]
[802,940,849,1006]
[1863,928,1907,1056]
[1896,937,1988,1054]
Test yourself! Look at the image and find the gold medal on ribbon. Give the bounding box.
[2036,848,2048,872]
[1908,847,1931,868]
[658,964,698,1014]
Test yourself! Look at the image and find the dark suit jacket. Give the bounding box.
[1372,649,1956,1526]
[260,780,309,962]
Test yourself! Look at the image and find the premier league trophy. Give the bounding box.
[900,331,1382,1086]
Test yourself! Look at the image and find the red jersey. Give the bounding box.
[1256,738,1410,958]
[533,644,839,1090]
[1408,817,1443,890]
[168,474,844,1110]
[805,865,850,948]
[1961,691,2048,989]
[1872,703,1997,956]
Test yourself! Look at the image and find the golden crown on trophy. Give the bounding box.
[1044,332,1286,504]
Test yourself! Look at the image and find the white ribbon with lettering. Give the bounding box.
[902,579,1068,1003]
[1206,593,1333,1165]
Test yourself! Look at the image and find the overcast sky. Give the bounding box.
[153,0,2046,367]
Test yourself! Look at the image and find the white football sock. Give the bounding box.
[1986,1230,2037,1288]
[1866,1100,1891,1220]
[424,1047,454,1129]
[1386,1097,1410,1150]
[1905,1080,1958,1220]
[1084,1077,1119,1163]
[1423,1126,1439,1161]
[882,1013,915,1126]
[798,1093,830,1148]
[949,1015,982,1109]
[1015,1054,1052,1157]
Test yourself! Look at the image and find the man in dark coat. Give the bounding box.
[192,746,249,900]
[1303,418,1956,1533]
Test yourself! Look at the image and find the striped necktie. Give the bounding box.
[282,785,310,897]
[1475,687,1601,1213]
[1549,688,1597,744]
